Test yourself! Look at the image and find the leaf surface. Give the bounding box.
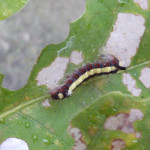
[0,0,29,21]
[0,0,150,149]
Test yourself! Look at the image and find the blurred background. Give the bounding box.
[0,0,85,90]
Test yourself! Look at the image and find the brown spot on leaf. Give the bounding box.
[123,73,141,97]
[104,113,134,134]
[139,67,150,88]
[134,0,148,10]
[129,109,144,122]
[25,96,29,101]
[42,99,51,108]
[135,132,141,139]
[68,126,86,150]
[70,51,83,65]
[104,109,144,135]
[88,125,99,136]
[111,139,126,150]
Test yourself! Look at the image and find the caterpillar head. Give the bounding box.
[100,54,126,70]
[50,90,64,100]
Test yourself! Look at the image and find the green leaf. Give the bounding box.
[0,0,29,21]
[71,92,150,150]
[1,0,150,149]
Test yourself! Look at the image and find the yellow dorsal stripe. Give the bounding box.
[67,66,116,95]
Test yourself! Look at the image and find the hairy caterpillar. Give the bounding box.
[50,54,126,100]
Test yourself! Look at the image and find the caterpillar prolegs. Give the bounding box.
[50,54,126,100]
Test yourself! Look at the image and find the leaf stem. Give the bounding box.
[0,94,50,119]
[127,60,150,71]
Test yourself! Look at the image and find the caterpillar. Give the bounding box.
[50,54,126,100]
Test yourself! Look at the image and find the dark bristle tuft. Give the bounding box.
[85,64,93,71]
[72,73,80,79]
[50,91,59,100]
[79,68,86,74]
[118,66,126,70]
[94,63,100,68]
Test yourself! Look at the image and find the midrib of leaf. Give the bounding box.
[127,60,150,71]
[0,94,49,119]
